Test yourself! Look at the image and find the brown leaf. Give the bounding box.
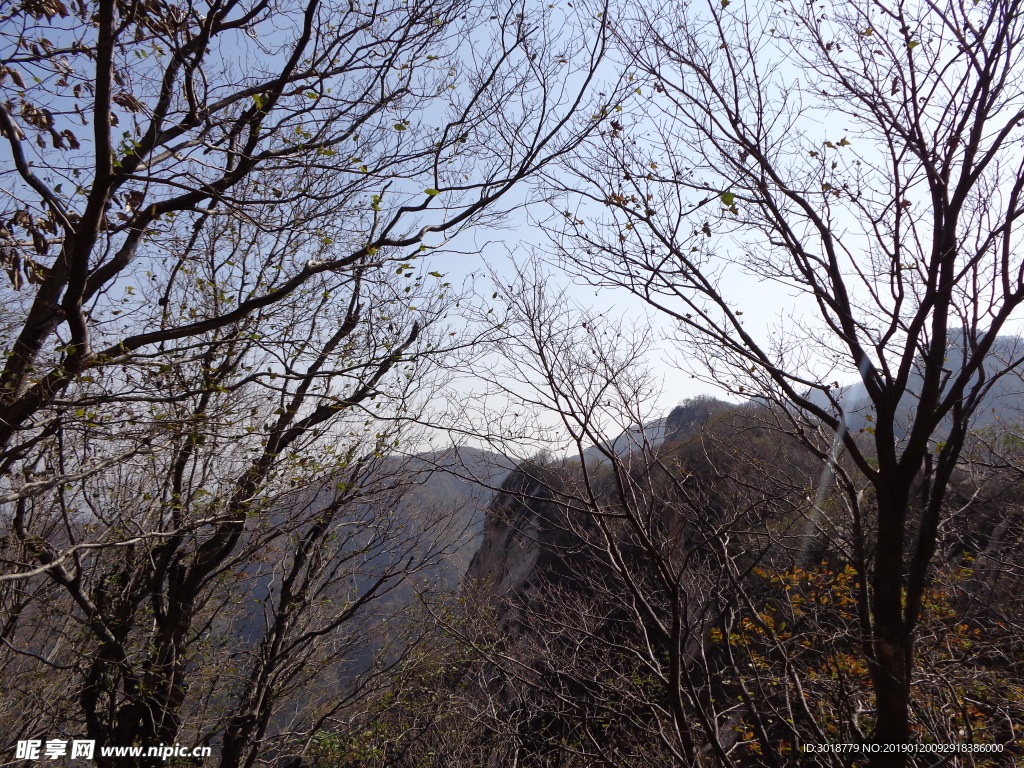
[20,101,54,130]
[124,189,144,213]
[31,229,48,256]
[2,247,23,290]
[12,210,32,229]
[23,0,69,20]
[36,213,56,234]
[112,91,145,113]
[6,67,26,90]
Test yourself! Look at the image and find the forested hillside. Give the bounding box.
[324,400,1022,766]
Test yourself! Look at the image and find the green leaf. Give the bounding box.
[424,188,440,195]
[720,191,735,207]
[428,271,444,278]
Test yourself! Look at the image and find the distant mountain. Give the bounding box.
[804,333,1024,433]
[230,446,511,648]
[383,446,514,582]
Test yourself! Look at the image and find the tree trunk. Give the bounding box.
[869,491,912,768]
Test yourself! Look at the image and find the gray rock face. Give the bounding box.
[465,462,596,617]
[464,467,548,597]
[467,399,740,611]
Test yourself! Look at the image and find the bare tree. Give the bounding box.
[440,273,812,767]
[436,273,1023,767]
[0,0,618,762]
[546,0,1024,761]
